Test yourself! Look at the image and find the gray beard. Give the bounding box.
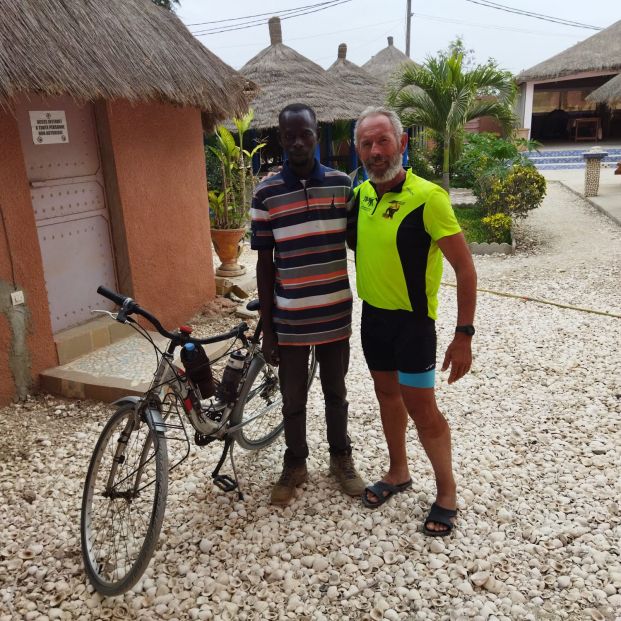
[363,152,404,185]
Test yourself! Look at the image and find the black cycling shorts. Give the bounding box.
[361,302,436,388]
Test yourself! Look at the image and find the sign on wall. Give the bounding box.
[29,110,69,145]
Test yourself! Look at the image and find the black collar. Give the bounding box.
[281,158,325,189]
[369,169,407,197]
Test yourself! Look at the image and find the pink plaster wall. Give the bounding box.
[0,110,57,404]
[105,100,216,327]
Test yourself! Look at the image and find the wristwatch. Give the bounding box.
[455,325,475,336]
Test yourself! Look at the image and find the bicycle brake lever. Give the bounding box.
[91,309,118,320]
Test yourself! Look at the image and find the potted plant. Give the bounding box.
[207,110,265,276]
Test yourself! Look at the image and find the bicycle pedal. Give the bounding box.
[212,474,237,492]
[194,431,217,447]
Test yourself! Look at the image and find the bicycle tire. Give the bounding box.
[231,356,283,450]
[307,345,318,390]
[80,403,168,596]
[233,346,318,451]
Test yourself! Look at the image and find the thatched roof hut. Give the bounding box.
[587,73,621,104]
[0,0,255,124]
[239,17,358,129]
[362,37,418,87]
[327,44,386,110]
[517,20,621,83]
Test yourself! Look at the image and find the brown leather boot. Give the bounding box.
[270,462,308,506]
[329,453,366,496]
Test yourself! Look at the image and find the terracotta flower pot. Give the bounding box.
[210,227,247,277]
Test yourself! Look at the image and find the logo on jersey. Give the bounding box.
[360,195,377,212]
[383,200,403,219]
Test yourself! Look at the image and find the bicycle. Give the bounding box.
[80,286,317,596]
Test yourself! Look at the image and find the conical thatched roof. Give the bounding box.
[587,73,621,104]
[0,0,255,124]
[239,17,359,129]
[362,36,418,87]
[517,20,621,83]
[327,43,386,110]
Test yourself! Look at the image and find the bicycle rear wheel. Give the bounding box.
[307,345,317,389]
[233,347,317,451]
[80,403,168,596]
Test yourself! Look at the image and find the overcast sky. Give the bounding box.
[176,0,619,75]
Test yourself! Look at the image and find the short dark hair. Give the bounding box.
[278,103,317,128]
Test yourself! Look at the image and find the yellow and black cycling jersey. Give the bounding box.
[348,169,461,320]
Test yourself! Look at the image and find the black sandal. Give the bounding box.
[361,479,412,509]
[423,502,458,537]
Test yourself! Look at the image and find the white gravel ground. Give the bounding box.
[1,181,620,621]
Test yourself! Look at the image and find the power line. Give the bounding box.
[207,18,402,52]
[413,12,584,38]
[190,2,350,36]
[186,1,345,27]
[189,0,353,36]
[464,0,603,30]
[314,23,402,63]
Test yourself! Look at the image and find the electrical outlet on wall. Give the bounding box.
[11,290,25,306]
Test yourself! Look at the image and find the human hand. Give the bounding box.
[261,329,279,366]
[441,335,472,384]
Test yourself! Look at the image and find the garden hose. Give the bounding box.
[442,282,621,319]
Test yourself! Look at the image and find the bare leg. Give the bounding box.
[401,385,456,532]
[366,371,411,503]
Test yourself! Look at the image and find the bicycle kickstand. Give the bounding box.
[211,438,244,501]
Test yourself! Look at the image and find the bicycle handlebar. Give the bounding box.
[96,286,248,345]
[97,285,129,308]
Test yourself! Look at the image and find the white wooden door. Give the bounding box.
[16,95,116,333]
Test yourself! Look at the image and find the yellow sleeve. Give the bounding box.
[422,186,461,241]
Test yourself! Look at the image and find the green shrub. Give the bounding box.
[453,132,536,193]
[481,213,512,243]
[479,164,546,219]
[455,206,512,244]
[205,142,223,192]
[408,145,435,180]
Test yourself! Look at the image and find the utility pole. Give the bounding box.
[405,0,412,57]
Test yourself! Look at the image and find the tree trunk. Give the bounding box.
[442,133,450,191]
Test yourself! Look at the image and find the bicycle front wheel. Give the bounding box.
[80,403,168,596]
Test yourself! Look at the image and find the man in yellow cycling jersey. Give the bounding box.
[348,107,477,536]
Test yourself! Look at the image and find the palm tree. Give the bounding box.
[389,52,516,190]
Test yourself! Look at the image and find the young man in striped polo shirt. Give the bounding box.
[251,103,366,506]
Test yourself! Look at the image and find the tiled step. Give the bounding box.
[536,164,587,170]
[41,330,230,402]
[523,148,621,170]
[53,317,135,365]
[527,148,621,156]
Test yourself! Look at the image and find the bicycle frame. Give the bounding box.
[136,316,266,441]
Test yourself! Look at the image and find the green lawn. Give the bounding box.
[453,205,511,244]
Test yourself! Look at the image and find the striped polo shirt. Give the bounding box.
[251,159,353,346]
